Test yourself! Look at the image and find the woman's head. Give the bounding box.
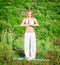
[26,10,33,18]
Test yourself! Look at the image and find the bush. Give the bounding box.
[0,42,13,63]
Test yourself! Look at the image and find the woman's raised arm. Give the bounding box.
[20,18,27,26]
[31,18,39,26]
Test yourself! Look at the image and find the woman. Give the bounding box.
[20,10,39,60]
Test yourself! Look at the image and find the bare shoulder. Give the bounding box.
[33,18,37,21]
[23,18,26,21]
[33,17,37,20]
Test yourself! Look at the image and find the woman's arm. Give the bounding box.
[20,18,27,26]
[30,18,39,26]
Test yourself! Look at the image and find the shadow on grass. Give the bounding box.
[12,47,25,57]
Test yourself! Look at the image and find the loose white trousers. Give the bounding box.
[24,32,36,60]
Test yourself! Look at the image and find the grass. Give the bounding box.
[0,33,60,65]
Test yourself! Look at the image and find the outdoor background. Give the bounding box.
[0,0,60,65]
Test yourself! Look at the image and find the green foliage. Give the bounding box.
[0,0,60,65]
[0,42,13,63]
[1,28,14,44]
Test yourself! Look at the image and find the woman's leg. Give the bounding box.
[24,33,30,59]
[30,33,36,59]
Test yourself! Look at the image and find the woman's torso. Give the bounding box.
[25,18,35,33]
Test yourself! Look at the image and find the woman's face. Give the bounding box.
[27,11,32,18]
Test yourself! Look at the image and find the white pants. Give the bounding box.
[24,32,36,60]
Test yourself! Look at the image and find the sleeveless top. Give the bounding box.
[24,19,35,25]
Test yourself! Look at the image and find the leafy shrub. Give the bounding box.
[0,42,13,63]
